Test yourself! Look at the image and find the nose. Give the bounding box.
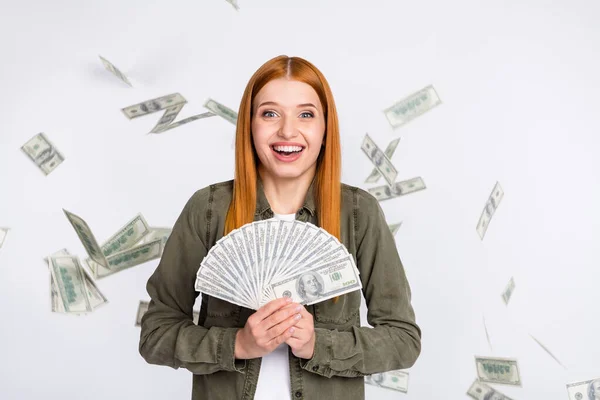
[278,115,297,139]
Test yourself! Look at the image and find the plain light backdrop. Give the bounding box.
[0,0,599,399]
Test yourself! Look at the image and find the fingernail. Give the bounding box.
[289,327,295,333]
[295,306,302,312]
[285,297,293,303]
[295,313,302,320]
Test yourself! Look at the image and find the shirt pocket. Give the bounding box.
[203,295,241,328]
[313,290,361,330]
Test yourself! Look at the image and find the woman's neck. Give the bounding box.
[258,167,315,215]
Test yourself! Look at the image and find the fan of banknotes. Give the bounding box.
[194,220,362,310]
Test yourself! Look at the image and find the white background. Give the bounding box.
[0,0,599,399]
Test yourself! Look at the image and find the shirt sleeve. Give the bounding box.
[301,190,421,378]
[138,188,246,375]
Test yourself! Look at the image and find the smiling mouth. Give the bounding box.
[271,145,305,156]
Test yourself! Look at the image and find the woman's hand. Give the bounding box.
[235,297,304,359]
[285,305,315,360]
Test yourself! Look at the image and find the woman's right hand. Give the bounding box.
[235,297,303,359]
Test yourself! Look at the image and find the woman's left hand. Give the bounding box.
[285,305,316,359]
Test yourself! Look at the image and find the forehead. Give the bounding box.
[254,78,322,108]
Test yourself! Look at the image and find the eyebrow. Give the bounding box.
[257,101,318,109]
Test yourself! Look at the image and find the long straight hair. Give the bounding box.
[224,55,342,242]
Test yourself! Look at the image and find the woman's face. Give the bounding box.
[251,78,325,181]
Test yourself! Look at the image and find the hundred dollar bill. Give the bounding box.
[361,134,398,187]
[122,93,186,119]
[368,177,426,202]
[45,249,108,313]
[48,255,92,314]
[477,182,504,240]
[501,277,515,305]
[21,133,65,176]
[136,227,172,248]
[269,255,361,306]
[101,213,151,257]
[225,0,240,10]
[388,222,403,237]
[204,98,238,125]
[475,356,521,386]
[383,85,441,129]
[566,377,600,400]
[87,238,162,279]
[365,138,401,183]
[99,55,132,87]
[467,379,513,400]
[63,209,109,268]
[135,300,200,326]
[365,370,409,393]
[0,227,8,250]
[529,334,566,369]
[483,315,493,351]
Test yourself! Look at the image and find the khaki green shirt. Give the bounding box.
[139,178,421,400]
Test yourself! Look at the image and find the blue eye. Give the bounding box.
[262,111,277,118]
[300,112,314,118]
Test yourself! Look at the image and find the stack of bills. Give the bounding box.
[195,220,361,310]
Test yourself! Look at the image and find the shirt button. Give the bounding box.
[312,366,318,372]
[295,391,302,398]
[298,209,304,215]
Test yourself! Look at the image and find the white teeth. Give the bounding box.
[273,145,303,152]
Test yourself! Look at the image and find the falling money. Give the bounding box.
[136,300,199,326]
[467,379,514,400]
[45,249,108,314]
[365,370,409,393]
[225,0,240,10]
[529,334,567,369]
[361,134,398,187]
[21,133,65,176]
[501,277,515,305]
[99,55,132,87]
[383,85,441,129]
[203,98,238,125]
[566,377,600,400]
[365,138,401,183]
[0,227,9,250]
[368,177,426,202]
[475,356,522,386]
[476,181,504,240]
[122,93,215,134]
[388,222,403,237]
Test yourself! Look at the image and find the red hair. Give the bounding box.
[225,55,342,242]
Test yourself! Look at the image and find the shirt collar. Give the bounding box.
[255,175,317,217]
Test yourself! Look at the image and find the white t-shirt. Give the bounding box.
[253,211,295,400]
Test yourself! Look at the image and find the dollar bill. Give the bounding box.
[365,138,401,183]
[383,85,441,129]
[136,227,172,248]
[122,93,187,119]
[98,55,132,87]
[361,134,398,187]
[566,377,600,400]
[483,315,493,351]
[45,249,108,313]
[87,238,162,279]
[475,356,521,386]
[501,277,515,305]
[269,255,361,306]
[203,98,238,125]
[63,209,109,268]
[135,300,200,326]
[101,213,151,257]
[467,379,514,400]
[365,370,409,393]
[368,177,426,202]
[0,227,9,250]
[225,0,240,10]
[476,182,504,240]
[529,334,566,369]
[21,133,65,176]
[48,255,92,314]
[388,222,403,237]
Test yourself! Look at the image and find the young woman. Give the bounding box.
[139,55,421,400]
